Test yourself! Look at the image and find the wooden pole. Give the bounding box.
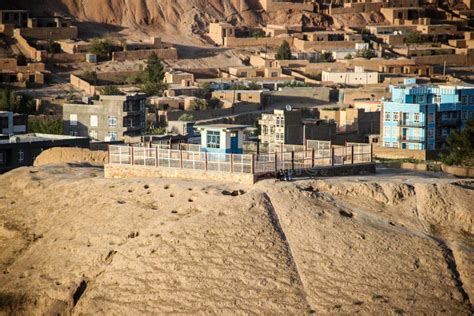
[107,144,110,164]
[155,147,158,167]
[331,147,335,166]
[230,154,234,173]
[205,152,208,171]
[251,153,255,174]
[291,151,295,171]
[351,145,354,164]
[370,143,373,162]
[131,146,134,165]
[274,152,278,173]
[179,148,183,168]
[311,148,315,168]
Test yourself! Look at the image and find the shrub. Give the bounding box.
[275,40,292,60]
[178,113,194,121]
[440,117,474,166]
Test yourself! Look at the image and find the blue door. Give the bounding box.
[230,132,239,153]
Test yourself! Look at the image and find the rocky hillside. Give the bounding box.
[1,0,334,37]
[0,164,472,314]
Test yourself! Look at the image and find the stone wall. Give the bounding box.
[224,36,292,48]
[255,163,376,180]
[104,164,257,185]
[373,145,441,160]
[112,48,178,61]
[42,52,86,63]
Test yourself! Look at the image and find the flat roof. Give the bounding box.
[195,124,249,130]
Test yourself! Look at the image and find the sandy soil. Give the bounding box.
[0,165,472,315]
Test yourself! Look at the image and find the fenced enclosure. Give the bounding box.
[108,142,372,177]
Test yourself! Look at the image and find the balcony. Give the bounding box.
[399,121,425,128]
[399,135,425,143]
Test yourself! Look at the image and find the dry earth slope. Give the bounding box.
[0,164,473,314]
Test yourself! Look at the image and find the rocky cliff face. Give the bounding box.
[2,0,330,36]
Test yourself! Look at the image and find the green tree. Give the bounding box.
[247,81,260,90]
[344,53,353,60]
[90,38,114,57]
[0,89,36,114]
[441,118,474,166]
[46,40,61,54]
[178,113,194,121]
[356,48,377,59]
[275,40,292,60]
[29,116,63,134]
[140,52,167,96]
[319,52,333,62]
[250,29,266,38]
[101,85,122,95]
[405,31,423,45]
[191,99,208,111]
[207,97,221,109]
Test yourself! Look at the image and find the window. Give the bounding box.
[108,116,117,127]
[18,150,24,163]
[69,114,77,126]
[393,112,400,121]
[428,128,434,139]
[392,142,399,148]
[392,127,399,137]
[419,95,425,103]
[70,131,78,136]
[384,112,391,121]
[89,130,98,139]
[470,96,474,104]
[108,132,117,141]
[434,95,441,103]
[206,131,220,148]
[428,113,435,123]
[461,111,468,120]
[414,113,420,122]
[442,112,449,121]
[90,115,98,127]
[461,96,467,105]
[384,126,391,137]
[383,142,391,148]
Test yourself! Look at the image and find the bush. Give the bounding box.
[319,52,333,62]
[178,113,194,121]
[356,48,377,59]
[81,70,98,85]
[89,38,115,57]
[101,85,123,95]
[250,29,266,38]
[405,31,423,45]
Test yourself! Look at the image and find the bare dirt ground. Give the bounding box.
[0,164,472,315]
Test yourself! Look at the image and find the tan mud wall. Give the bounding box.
[112,48,178,61]
[224,36,292,48]
[104,164,256,185]
[18,27,78,40]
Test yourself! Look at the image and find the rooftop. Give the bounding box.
[0,133,88,144]
[195,124,250,130]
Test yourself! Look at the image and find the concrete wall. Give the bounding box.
[104,164,256,185]
[112,48,178,61]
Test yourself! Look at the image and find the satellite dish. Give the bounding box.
[285,104,292,111]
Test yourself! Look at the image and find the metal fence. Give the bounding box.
[108,142,372,176]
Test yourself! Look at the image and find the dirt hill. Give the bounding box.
[0,164,472,314]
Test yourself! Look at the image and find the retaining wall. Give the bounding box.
[293,38,360,51]
[256,163,376,180]
[441,164,474,178]
[105,164,257,185]
[17,27,78,40]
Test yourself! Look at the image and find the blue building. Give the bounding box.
[195,124,248,154]
[382,82,474,151]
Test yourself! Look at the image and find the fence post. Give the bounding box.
[274,152,278,173]
[331,147,335,166]
[251,153,255,174]
[179,149,183,169]
[155,147,158,167]
[205,152,208,171]
[291,151,295,171]
[131,146,134,165]
[370,143,373,162]
[351,145,354,164]
[311,148,315,168]
[107,144,110,164]
[230,154,234,173]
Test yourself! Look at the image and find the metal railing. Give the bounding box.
[108,142,373,176]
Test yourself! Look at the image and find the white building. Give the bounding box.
[322,67,379,85]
